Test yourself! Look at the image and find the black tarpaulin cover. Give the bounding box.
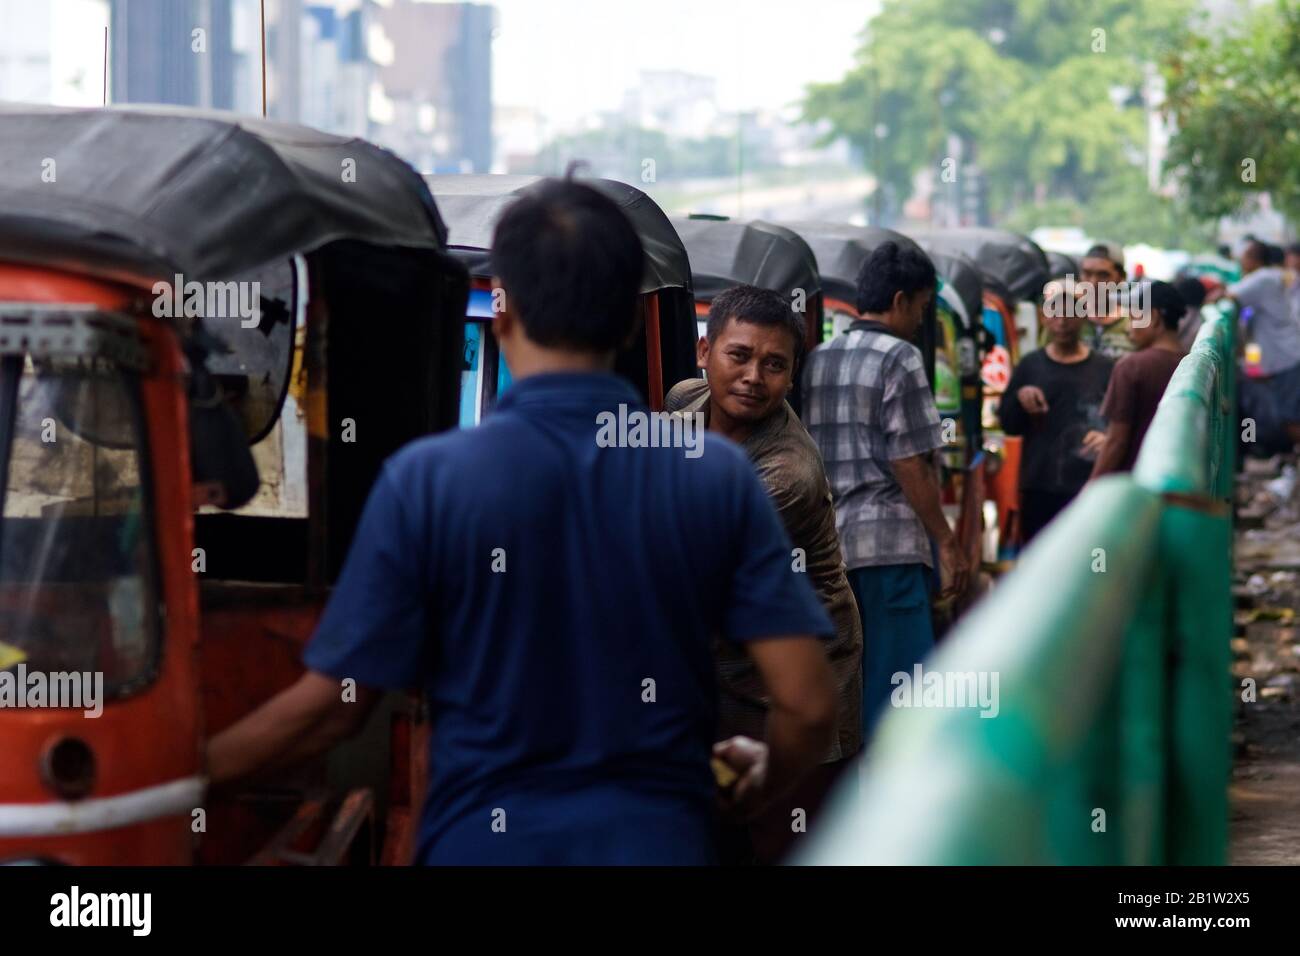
[924,249,984,330]
[907,227,1050,305]
[1046,250,1082,281]
[426,174,693,295]
[0,102,450,284]
[671,217,820,303]
[778,221,927,306]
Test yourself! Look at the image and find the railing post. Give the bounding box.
[1159,501,1233,864]
[1117,588,1167,864]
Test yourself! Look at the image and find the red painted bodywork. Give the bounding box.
[0,263,201,866]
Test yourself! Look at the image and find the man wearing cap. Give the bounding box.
[1078,242,1135,361]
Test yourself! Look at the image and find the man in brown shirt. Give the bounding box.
[1090,280,1188,477]
[665,284,863,864]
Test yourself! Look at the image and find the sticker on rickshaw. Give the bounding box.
[981,345,1012,392]
[0,642,28,670]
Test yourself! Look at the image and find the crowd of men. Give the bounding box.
[201,179,1299,865]
[1003,237,1300,542]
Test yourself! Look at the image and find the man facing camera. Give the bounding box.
[665,284,863,864]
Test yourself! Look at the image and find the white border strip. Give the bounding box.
[0,777,207,837]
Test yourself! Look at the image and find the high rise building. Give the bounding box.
[109,0,240,109]
[369,0,495,173]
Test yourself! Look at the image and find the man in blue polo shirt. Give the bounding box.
[207,177,837,865]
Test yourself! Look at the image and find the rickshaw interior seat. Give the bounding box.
[0,514,144,582]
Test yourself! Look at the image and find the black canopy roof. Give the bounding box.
[926,250,983,330]
[671,218,820,303]
[1046,250,1082,281]
[907,227,1050,305]
[426,174,692,295]
[0,103,451,286]
[778,222,927,306]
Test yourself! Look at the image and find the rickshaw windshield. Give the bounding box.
[0,355,159,697]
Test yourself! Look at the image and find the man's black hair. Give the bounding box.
[706,284,805,360]
[1144,279,1186,330]
[1173,275,1206,309]
[855,240,937,314]
[1288,241,1300,257]
[490,178,644,352]
[1244,238,1285,266]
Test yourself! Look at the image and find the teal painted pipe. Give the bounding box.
[797,478,1163,864]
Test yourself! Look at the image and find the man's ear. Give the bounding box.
[696,334,710,370]
[893,289,908,314]
[490,280,514,342]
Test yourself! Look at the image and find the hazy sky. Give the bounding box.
[24,0,879,121]
[486,0,877,124]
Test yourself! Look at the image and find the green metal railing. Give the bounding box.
[801,303,1237,865]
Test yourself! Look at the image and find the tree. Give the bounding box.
[1162,0,1300,225]
[802,0,1195,231]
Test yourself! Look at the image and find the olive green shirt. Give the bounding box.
[666,379,864,762]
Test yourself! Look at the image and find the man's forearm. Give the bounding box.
[762,707,833,804]
[207,673,372,786]
[892,453,955,545]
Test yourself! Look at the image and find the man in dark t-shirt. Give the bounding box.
[1091,280,1188,478]
[999,283,1113,541]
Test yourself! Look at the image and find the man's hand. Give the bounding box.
[713,736,769,820]
[938,536,971,600]
[1080,429,1106,456]
[1017,385,1049,414]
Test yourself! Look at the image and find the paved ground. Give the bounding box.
[1229,453,1300,865]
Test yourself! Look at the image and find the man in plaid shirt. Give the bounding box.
[802,241,971,737]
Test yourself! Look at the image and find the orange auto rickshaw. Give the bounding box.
[0,103,469,865]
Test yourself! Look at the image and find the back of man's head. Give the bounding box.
[1173,275,1207,309]
[1144,280,1186,330]
[855,240,937,314]
[491,178,644,352]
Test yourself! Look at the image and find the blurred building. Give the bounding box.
[299,2,369,134]
[622,70,718,139]
[109,0,240,109]
[0,0,110,105]
[369,0,495,173]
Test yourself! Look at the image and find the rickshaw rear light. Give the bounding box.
[40,737,96,800]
